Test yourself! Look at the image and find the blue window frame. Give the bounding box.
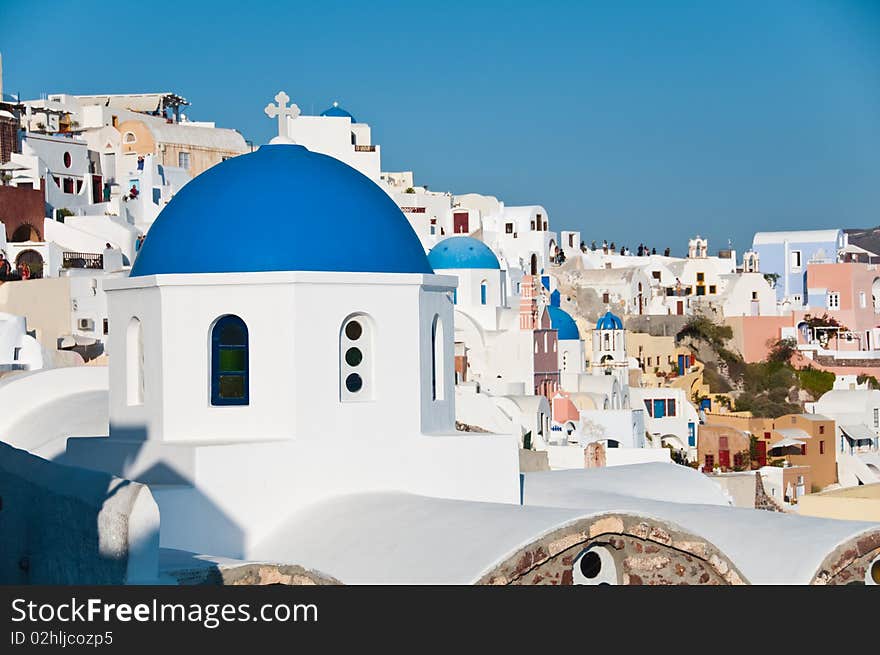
[211,315,248,406]
[480,282,487,305]
[688,422,696,447]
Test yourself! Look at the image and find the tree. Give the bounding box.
[763,273,780,289]
[767,338,797,363]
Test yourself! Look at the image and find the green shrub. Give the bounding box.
[797,367,835,399]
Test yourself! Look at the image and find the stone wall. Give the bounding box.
[519,449,550,473]
[164,562,341,586]
[478,514,747,585]
[624,315,690,338]
[754,472,785,512]
[812,531,880,585]
[0,441,159,584]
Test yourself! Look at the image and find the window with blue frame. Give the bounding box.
[480,281,488,305]
[688,422,696,447]
[211,315,248,405]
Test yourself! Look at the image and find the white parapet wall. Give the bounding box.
[544,445,670,470]
[0,441,160,584]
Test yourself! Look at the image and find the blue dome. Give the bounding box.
[131,145,432,277]
[547,306,580,340]
[320,103,355,121]
[427,237,500,270]
[596,311,623,330]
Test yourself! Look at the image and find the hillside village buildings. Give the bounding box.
[1,80,880,586]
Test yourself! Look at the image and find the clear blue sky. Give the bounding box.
[1,0,878,255]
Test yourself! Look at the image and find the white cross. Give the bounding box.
[264,91,300,140]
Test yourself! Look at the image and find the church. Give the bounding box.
[2,94,879,586]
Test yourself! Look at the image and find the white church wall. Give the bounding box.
[105,271,458,445]
[579,408,645,448]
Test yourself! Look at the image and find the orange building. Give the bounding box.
[697,423,751,471]
[704,412,837,490]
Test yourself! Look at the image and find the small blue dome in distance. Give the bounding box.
[428,236,500,270]
[320,102,355,122]
[548,306,580,340]
[130,145,432,277]
[595,311,624,330]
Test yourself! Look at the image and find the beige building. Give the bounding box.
[798,483,880,522]
[118,116,249,177]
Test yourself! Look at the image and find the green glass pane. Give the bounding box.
[219,348,246,372]
[219,375,245,399]
[345,347,363,367]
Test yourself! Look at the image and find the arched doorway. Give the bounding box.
[15,249,44,278]
[530,253,538,276]
[797,321,810,343]
[10,223,41,242]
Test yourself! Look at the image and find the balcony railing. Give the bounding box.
[62,252,103,269]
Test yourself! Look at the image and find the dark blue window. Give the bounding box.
[480,282,487,305]
[211,315,248,406]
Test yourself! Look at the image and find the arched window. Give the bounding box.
[432,315,445,401]
[341,314,373,401]
[211,315,249,406]
[126,317,144,405]
[123,131,137,144]
[603,332,610,350]
[480,280,488,305]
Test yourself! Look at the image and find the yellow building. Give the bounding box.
[798,483,880,523]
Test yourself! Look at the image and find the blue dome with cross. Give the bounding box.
[320,102,356,121]
[595,311,624,330]
[427,236,500,270]
[130,144,432,277]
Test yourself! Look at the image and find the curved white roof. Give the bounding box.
[815,389,880,412]
[250,470,880,585]
[521,464,880,584]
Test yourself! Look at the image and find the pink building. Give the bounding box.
[727,263,880,363]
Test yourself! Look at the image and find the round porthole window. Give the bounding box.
[345,347,363,367]
[345,321,362,340]
[345,373,363,393]
[579,551,602,579]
